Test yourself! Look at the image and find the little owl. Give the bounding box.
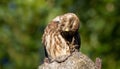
[42,13,81,63]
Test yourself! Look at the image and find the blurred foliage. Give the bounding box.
[0,0,120,69]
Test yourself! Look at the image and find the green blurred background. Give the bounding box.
[0,0,120,69]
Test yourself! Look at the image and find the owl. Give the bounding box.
[42,13,81,63]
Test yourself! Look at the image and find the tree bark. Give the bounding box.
[38,52,101,69]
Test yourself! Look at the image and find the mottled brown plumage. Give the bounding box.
[42,13,81,63]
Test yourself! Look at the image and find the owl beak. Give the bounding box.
[65,28,69,31]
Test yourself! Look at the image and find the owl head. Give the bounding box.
[52,13,80,36]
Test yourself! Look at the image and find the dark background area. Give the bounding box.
[0,0,120,69]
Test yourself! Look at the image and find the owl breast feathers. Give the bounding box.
[42,13,81,63]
